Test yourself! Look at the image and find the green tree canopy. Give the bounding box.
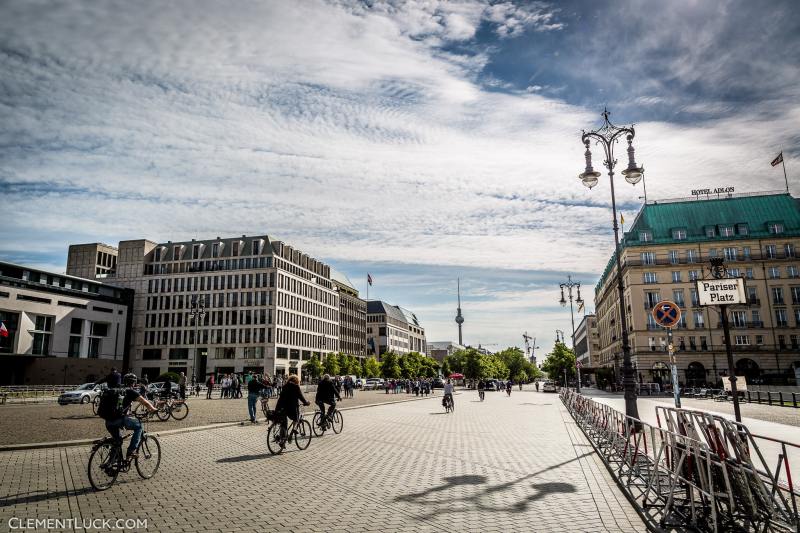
[305,355,323,379]
[364,356,381,378]
[380,352,402,379]
[323,352,341,376]
[541,342,576,386]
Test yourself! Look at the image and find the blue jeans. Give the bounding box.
[247,393,259,421]
[105,416,142,455]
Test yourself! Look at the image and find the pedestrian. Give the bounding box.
[206,375,214,399]
[246,374,268,423]
[235,374,242,399]
[178,372,187,400]
[535,381,540,392]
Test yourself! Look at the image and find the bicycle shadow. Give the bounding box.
[216,453,275,463]
[50,414,97,420]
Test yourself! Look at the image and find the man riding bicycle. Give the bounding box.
[443,379,454,408]
[477,380,485,401]
[274,374,310,448]
[101,373,157,461]
[315,374,341,429]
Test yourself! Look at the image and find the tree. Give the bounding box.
[541,342,576,386]
[364,356,381,378]
[380,352,402,379]
[324,352,341,376]
[420,357,440,378]
[305,355,323,380]
[496,347,528,381]
[340,354,359,376]
[440,357,451,377]
[463,348,487,380]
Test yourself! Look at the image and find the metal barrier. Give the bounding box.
[561,390,800,532]
[0,385,78,404]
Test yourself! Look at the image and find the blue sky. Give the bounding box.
[1,0,799,356]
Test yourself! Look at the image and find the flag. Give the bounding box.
[367,274,373,286]
[771,152,784,167]
[620,214,625,225]
[0,322,8,338]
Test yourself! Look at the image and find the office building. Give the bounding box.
[427,341,464,362]
[0,261,132,384]
[594,192,800,386]
[331,270,367,360]
[366,300,427,358]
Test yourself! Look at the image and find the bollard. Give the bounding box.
[757,390,762,404]
[768,392,773,406]
[780,391,784,407]
[747,391,751,403]
[794,393,797,408]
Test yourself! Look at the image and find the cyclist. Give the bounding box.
[442,379,454,409]
[506,380,513,397]
[315,374,341,430]
[274,374,310,448]
[477,379,485,401]
[102,373,157,461]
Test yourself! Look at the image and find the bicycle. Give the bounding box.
[260,392,272,420]
[443,394,454,413]
[92,395,101,415]
[506,387,512,397]
[266,407,312,454]
[150,395,189,421]
[478,390,485,402]
[87,412,161,491]
[312,406,343,436]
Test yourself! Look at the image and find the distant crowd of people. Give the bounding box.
[203,373,285,399]
[384,378,436,396]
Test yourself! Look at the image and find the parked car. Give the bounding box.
[542,381,557,393]
[432,378,444,389]
[355,378,365,389]
[58,383,106,405]
[363,378,383,390]
[146,382,178,398]
[483,380,498,391]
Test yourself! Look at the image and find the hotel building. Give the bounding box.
[366,300,427,358]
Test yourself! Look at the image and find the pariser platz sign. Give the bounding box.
[696,278,746,306]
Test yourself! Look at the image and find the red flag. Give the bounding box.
[0,322,8,338]
[367,274,373,286]
[771,152,784,167]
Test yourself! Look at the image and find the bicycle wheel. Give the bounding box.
[330,411,343,434]
[294,419,312,450]
[261,401,270,420]
[266,423,284,455]
[92,395,100,415]
[170,401,189,420]
[311,412,326,437]
[135,435,161,479]
[156,402,170,421]
[88,443,118,491]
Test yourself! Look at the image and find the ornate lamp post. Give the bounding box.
[189,296,206,386]
[579,108,644,424]
[559,275,584,392]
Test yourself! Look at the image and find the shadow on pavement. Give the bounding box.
[216,453,274,463]
[394,452,591,519]
[50,415,97,420]
[0,486,95,506]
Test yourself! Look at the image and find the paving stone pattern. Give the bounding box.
[0,390,645,532]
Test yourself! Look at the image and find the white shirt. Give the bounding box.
[444,383,454,395]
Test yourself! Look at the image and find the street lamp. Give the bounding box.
[579,108,644,424]
[559,275,584,393]
[189,296,206,387]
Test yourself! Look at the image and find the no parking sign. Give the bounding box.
[652,300,681,329]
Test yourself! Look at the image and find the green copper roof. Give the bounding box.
[595,193,800,294]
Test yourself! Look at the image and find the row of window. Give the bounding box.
[640,244,797,265]
[145,309,273,329]
[147,272,276,293]
[643,266,800,284]
[639,222,785,242]
[644,308,800,329]
[143,327,271,346]
[146,291,273,311]
[144,256,272,275]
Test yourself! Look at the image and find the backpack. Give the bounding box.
[97,388,126,420]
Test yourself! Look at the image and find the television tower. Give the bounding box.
[455,278,464,345]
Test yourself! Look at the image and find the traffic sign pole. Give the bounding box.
[667,327,681,408]
[652,301,682,409]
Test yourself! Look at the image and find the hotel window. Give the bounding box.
[688,270,700,281]
[776,309,789,327]
[672,271,681,282]
[639,231,652,242]
[742,247,751,260]
[705,227,716,238]
[192,244,201,259]
[737,223,749,235]
[766,245,777,259]
[792,287,800,304]
[686,249,698,263]
[672,289,685,306]
[785,244,795,258]
[31,315,54,355]
[693,311,704,328]
[212,243,220,258]
[645,291,660,308]
[643,272,658,284]
[746,268,754,279]
[769,223,785,234]
[769,267,780,279]
[788,266,799,278]
[751,310,761,326]
[728,268,740,277]
[672,229,687,240]
[641,252,656,265]
[708,248,718,258]
[668,250,679,264]
[747,287,758,303]
[723,247,737,261]
[756,335,764,345]
[732,311,747,327]
[773,287,785,304]
[720,226,735,237]
[795,308,800,325]
[734,335,750,346]
[153,247,162,262]
[690,288,699,306]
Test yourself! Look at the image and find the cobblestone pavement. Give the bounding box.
[0,389,437,446]
[0,390,644,532]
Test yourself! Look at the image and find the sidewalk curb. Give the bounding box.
[0,393,442,452]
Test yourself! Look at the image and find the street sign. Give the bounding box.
[696,278,746,306]
[652,300,682,328]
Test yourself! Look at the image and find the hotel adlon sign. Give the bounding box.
[696,278,746,305]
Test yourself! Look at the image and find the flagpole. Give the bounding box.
[783,155,790,194]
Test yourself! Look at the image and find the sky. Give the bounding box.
[1,0,799,358]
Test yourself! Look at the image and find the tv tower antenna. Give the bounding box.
[455,278,464,345]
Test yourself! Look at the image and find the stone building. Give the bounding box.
[331,270,367,360]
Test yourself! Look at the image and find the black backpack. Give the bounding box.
[97,388,126,420]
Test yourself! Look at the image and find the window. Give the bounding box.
[686,249,698,263]
[689,270,700,281]
[732,311,747,327]
[672,289,685,306]
[734,335,750,345]
[752,310,761,326]
[743,247,751,260]
[68,336,81,358]
[672,271,681,282]
[705,227,716,238]
[647,314,659,330]
[212,243,220,258]
[748,287,759,303]
[756,335,764,345]
[769,223,785,234]
[669,250,679,264]
[773,287,785,304]
[672,229,687,240]
[143,349,162,360]
[641,252,656,265]
[192,244,201,259]
[643,272,658,284]
[728,268,740,277]
[708,248,718,258]
[768,267,780,279]
[645,291,661,308]
[252,240,260,255]
[720,226,735,237]
[766,245,777,258]
[639,231,652,242]
[153,247,162,262]
[723,247,737,261]
[788,266,799,278]
[776,309,789,327]
[737,223,749,236]
[785,244,795,258]
[690,288,699,306]
[693,311,704,328]
[173,245,181,260]
[792,287,800,304]
[232,241,240,256]
[31,315,53,355]
[746,268,754,279]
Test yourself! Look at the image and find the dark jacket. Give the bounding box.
[275,382,308,419]
[247,378,267,395]
[315,379,341,404]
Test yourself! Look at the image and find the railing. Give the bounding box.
[561,389,800,532]
[0,385,79,404]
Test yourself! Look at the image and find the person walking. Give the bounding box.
[246,374,268,423]
[178,372,187,400]
[206,374,214,399]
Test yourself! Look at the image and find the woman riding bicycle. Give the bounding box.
[274,374,310,447]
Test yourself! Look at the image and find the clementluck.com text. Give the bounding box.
[6,517,148,530]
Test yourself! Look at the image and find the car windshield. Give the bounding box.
[78,383,95,390]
